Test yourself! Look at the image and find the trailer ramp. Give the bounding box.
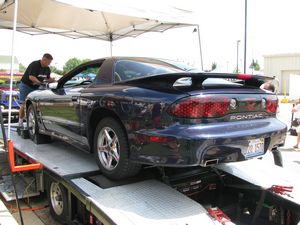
[215,159,300,206]
[71,178,217,225]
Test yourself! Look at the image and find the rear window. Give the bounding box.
[114,59,186,81]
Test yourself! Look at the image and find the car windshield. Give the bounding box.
[114,59,189,81]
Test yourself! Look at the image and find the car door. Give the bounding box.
[39,61,101,145]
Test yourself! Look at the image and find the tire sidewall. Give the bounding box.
[27,104,38,142]
[46,178,68,223]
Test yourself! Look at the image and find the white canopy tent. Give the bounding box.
[0,0,196,53]
[0,0,200,138]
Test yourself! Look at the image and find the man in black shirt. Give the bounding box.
[18,53,55,127]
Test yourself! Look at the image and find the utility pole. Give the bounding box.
[237,40,240,73]
[244,0,247,73]
[193,25,204,71]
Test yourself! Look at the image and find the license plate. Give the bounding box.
[243,138,264,158]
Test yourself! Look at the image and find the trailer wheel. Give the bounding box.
[27,104,51,144]
[94,117,141,180]
[47,179,68,223]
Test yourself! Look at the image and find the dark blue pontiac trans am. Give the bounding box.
[25,57,287,179]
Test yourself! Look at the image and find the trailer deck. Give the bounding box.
[11,131,98,177]
[6,130,221,225]
[2,129,300,225]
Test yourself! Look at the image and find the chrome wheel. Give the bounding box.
[28,107,36,136]
[97,127,120,171]
[50,182,64,216]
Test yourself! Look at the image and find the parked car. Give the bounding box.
[0,90,20,121]
[25,57,287,180]
[0,79,20,121]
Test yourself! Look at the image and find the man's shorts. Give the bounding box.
[19,82,37,103]
[296,125,300,134]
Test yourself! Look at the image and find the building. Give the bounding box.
[0,55,19,71]
[264,53,300,95]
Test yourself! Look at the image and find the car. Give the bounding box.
[0,91,20,123]
[25,57,287,180]
[0,80,20,121]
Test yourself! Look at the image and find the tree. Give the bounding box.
[63,57,82,74]
[249,59,260,72]
[204,62,217,72]
[19,63,26,72]
[211,62,217,71]
[63,57,91,74]
[233,67,240,74]
[50,66,63,75]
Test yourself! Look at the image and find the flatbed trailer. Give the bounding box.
[2,130,300,225]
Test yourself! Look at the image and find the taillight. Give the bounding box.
[237,74,253,79]
[266,95,278,113]
[169,96,230,118]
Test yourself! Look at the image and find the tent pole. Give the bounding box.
[109,33,113,56]
[8,0,19,140]
[110,41,112,56]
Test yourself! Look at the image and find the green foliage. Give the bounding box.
[0,68,6,72]
[204,62,217,72]
[19,63,26,72]
[63,57,91,74]
[249,59,260,71]
[63,58,82,74]
[50,66,63,75]
[211,62,217,71]
[233,67,240,74]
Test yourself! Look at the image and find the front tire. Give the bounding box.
[27,104,51,144]
[94,117,141,180]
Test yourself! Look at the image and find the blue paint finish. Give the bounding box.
[26,57,287,168]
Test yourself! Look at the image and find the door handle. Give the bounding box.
[71,96,78,101]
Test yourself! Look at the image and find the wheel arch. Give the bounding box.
[88,108,127,152]
[25,100,33,112]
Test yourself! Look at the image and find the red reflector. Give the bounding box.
[208,207,231,224]
[170,96,230,118]
[266,96,278,113]
[237,74,252,79]
[271,185,293,195]
[149,136,174,143]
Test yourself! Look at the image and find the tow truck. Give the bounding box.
[0,118,300,225]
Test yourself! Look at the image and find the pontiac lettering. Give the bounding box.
[230,113,264,120]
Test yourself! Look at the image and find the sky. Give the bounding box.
[1,0,300,73]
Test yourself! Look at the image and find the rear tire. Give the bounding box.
[93,117,141,180]
[27,104,51,144]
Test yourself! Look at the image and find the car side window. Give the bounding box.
[64,66,99,88]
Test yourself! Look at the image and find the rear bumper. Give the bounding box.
[129,118,287,166]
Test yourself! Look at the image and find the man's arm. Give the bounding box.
[29,75,42,85]
[46,77,55,83]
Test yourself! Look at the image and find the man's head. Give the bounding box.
[263,82,275,92]
[40,53,53,67]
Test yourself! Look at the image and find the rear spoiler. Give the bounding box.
[121,72,275,90]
